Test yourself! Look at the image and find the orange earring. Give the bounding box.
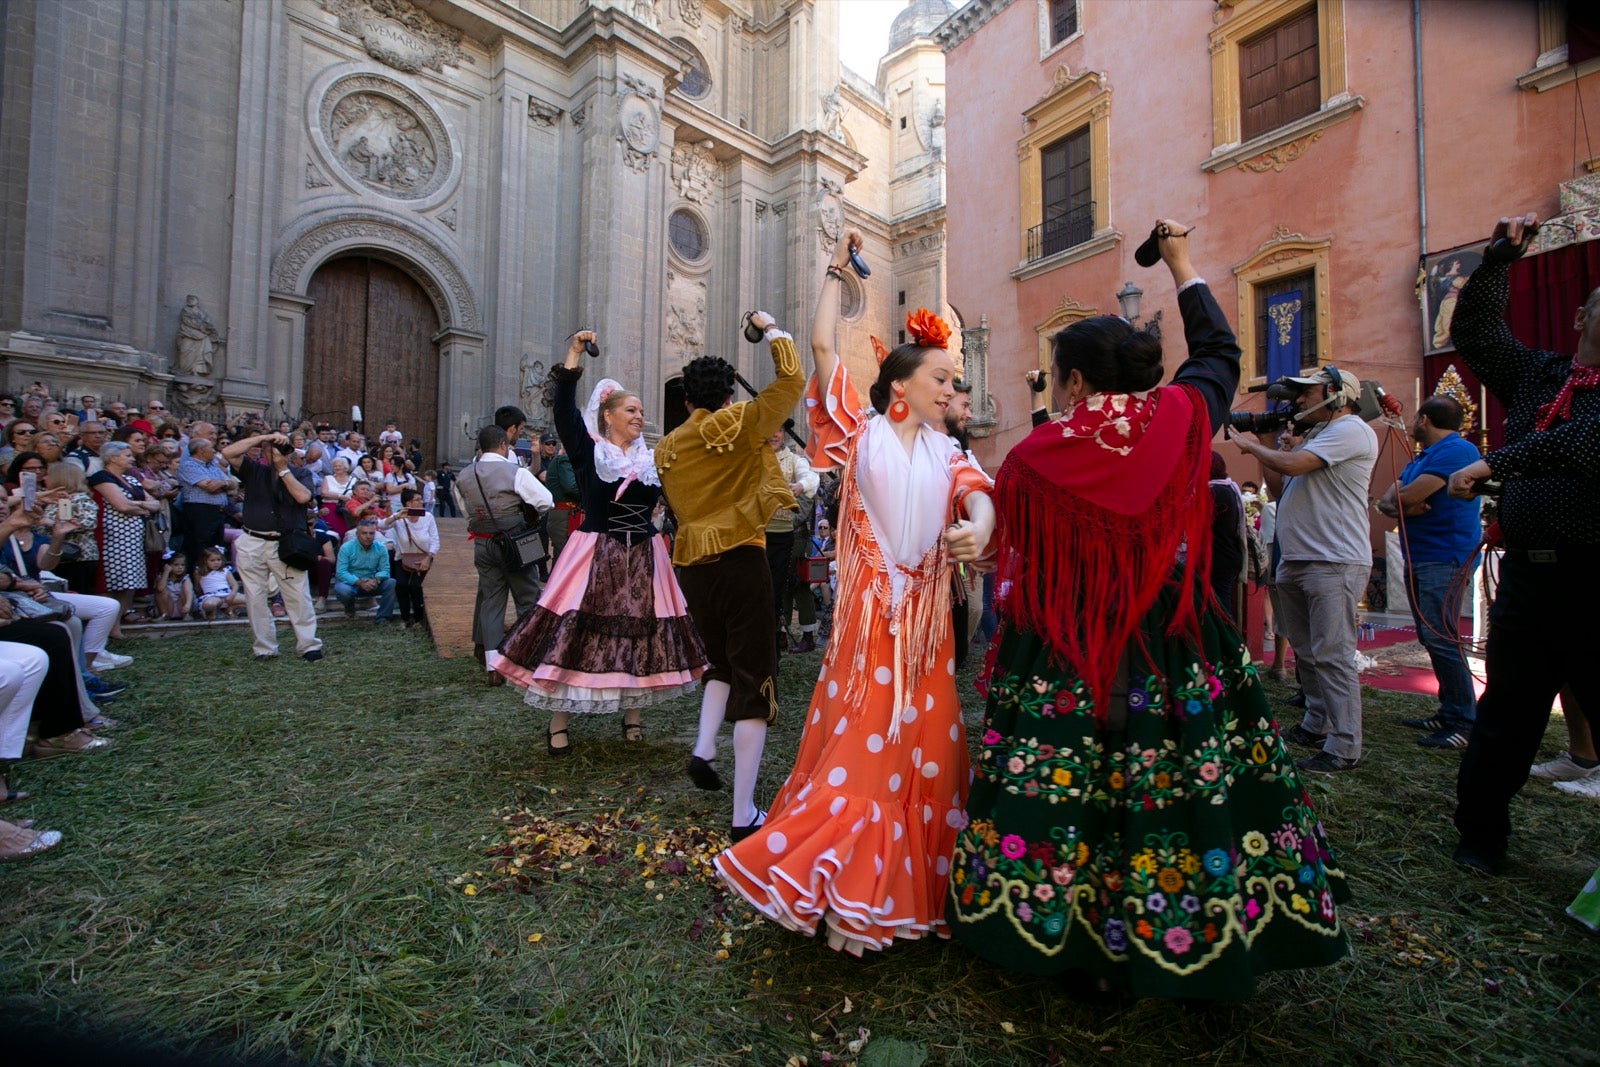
[888,388,909,422]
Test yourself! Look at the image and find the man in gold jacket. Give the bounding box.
[656,310,804,842]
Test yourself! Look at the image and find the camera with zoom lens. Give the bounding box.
[273,440,294,456]
[1228,410,1292,434]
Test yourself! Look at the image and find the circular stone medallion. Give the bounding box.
[320,74,452,201]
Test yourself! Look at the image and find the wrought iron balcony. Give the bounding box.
[1026,201,1096,262]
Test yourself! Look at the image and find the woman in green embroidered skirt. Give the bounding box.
[949,222,1349,999]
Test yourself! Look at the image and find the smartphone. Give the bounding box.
[407,507,424,517]
[20,471,36,512]
[57,497,73,523]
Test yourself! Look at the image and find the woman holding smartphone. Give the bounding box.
[382,487,438,630]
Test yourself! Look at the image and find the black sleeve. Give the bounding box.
[1448,258,1536,407]
[1171,282,1244,434]
[1031,407,1050,427]
[550,365,594,473]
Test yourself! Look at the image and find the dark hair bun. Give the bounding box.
[1115,330,1164,392]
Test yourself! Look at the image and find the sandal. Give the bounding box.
[0,819,62,863]
[0,774,28,805]
[546,727,572,758]
[26,729,111,759]
[121,609,145,626]
[620,720,643,742]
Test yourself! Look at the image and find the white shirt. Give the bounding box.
[390,511,441,556]
[854,416,957,607]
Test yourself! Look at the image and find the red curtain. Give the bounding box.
[1424,241,1600,451]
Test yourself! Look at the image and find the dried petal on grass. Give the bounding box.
[526,933,543,943]
[1000,1021,1016,1034]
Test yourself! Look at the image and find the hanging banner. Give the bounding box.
[1265,289,1303,384]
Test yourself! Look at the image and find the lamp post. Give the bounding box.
[1116,281,1162,340]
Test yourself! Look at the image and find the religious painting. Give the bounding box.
[1421,242,1483,355]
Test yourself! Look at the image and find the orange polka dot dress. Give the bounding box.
[715,363,991,955]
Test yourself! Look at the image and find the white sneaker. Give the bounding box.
[1552,767,1600,798]
[313,598,327,614]
[90,651,133,671]
[1530,752,1593,781]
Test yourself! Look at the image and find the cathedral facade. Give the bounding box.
[0,0,952,462]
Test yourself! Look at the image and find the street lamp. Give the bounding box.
[1116,281,1162,339]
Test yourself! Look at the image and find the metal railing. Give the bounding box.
[1026,201,1096,262]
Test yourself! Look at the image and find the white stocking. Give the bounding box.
[731,718,767,828]
[693,679,729,762]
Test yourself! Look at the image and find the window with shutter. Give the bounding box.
[1240,9,1320,142]
[1039,127,1092,258]
[1049,0,1078,46]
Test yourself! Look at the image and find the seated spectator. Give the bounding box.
[155,552,195,620]
[321,458,359,537]
[333,517,395,622]
[308,510,340,614]
[383,459,418,504]
[43,461,99,594]
[381,487,438,630]
[0,563,120,732]
[355,454,381,485]
[378,421,403,448]
[0,494,129,676]
[339,479,385,529]
[193,546,245,620]
[153,420,183,444]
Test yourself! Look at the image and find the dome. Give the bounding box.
[887,0,956,53]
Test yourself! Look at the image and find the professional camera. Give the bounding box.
[1230,369,1397,434]
[273,439,294,456]
[1228,409,1292,434]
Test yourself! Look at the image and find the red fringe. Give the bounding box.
[994,386,1214,722]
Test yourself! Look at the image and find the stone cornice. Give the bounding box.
[936,0,1016,54]
[1201,94,1363,174]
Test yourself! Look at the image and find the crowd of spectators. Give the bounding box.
[0,382,454,861]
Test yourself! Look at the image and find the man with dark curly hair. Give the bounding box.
[656,311,806,841]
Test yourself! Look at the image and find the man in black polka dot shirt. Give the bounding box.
[1446,212,1600,875]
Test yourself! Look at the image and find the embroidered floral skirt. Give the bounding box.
[492,531,706,714]
[949,599,1350,1000]
[716,617,969,955]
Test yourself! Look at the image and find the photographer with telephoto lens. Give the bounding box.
[1227,365,1378,773]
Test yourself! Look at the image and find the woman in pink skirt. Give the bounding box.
[492,331,707,754]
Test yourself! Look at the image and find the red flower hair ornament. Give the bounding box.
[906,308,952,350]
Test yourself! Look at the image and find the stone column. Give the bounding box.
[436,326,488,466]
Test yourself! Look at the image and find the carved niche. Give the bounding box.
[320,73,452,201]
[617,74,661,173]
[665,270,708,363]
[317,0,468,74]
[671,141,719,204]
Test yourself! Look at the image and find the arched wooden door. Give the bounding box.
[303,255,440,464]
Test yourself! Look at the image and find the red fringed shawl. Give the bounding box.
[995,384,1214,721]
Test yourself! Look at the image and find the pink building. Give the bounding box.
[939,0,1600,487]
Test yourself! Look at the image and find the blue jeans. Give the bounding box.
[333,578,396,621]
[1405,560,1477,730]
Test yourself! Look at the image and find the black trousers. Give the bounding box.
[677,546,777,723]
[183,502,228,557]
[1455,554,1600,857]
[766,529,795,633]
[395,565,428,622]
[0,620,85,738]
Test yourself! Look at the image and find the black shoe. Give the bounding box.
[1417,727,1469,750]
[789,633,816,654]
[1281,689,1307,709]
[620,720,643,742]
[1452,840,1504,875]
[1296,751,1359,774]
[1402,714,1446,732]
[730,809,767,843]
[687,755,723,791]
[546,727,572,757]
[301,649,324,663]
[253,654,277,663]
[1282,724,1326,747]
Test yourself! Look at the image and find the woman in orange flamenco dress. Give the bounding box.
[714,230,995,955]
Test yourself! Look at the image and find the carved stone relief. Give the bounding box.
[438,206,457,231]
[820,85,845,140]
[629,0,658,29]
[816,177,843,252]
[175,295,223,377]
[617,75,661,173]
[675,0,704,29]
[671,141,719,204]
[316,0,468,73]
[319,74,452,201]
[528,97,563,127]
[1237,131,1323,173]
[306,159,332,188]
[665,270,707,363]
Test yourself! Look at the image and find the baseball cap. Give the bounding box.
[1282,365,1361,406]
[540,432,558,445]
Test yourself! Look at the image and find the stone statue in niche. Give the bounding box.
[820,86,845,140]
[629,0,657,28]
[666,275,707,361]
[175,295,222,377]
[518,354,547,415]
[329,92,438,195]
[671,141,718,204]
[928,98,946,159]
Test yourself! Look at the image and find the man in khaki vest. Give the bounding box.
[656,310,804,841]
[457,423,552,685]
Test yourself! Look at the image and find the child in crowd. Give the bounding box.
[155,552,194,620]
[195,546,245,619]
[420,470,437,515]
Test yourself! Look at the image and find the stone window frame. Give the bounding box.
[1232,232,1332,390]
[1012,68,1116,282]
[1037,0,1083,61]
[671,37,713,101]
[1517,0,1600,92]
[1033,296,1098,378]
[1203,0,1362,174]
[667,206,712,268]
[838,272,865,323]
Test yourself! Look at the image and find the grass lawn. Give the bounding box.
[2,623,1597,1065]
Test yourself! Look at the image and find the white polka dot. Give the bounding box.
[912,746,923,767]
[799,783,813,800]
[827,766,848,787]
[818,667,827,682]
[875,855,883,875]
[827,680,838,698]
[949,723,960,742]
[833,717,848,736]
[882,895,895,912]
[866,733,884,753]
[811,709,821,725]
[936,856,950,875]
[792,804,807,815]
[870,802,882,822]
[946,808,964,828]
[888,774,902,793]
[946,658,956,675]
[851,817,865,834]
[925,694,935,711]
[904,857,914,875]
[766,831,788,853]
[874,666,892,685]
[902,705,918,724]
[893,821,904,841]
[922,761,940,778]
[951,791,962,808]
[922,804,933,823]
[830,796,847,816]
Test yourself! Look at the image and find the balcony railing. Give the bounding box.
[1026,201,1096,263]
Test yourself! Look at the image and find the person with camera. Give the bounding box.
[1442,212,1600,874]
[458,422,552,685]
[1373,394,1482,751]
[221,431,323,662]
[1227,366,1378,773]
[381,487,438,630]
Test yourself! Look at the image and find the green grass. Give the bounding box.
[2,624,1597,1065]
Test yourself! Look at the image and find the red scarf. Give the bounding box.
[994,384,1213,721]
[1534,359,1600,431]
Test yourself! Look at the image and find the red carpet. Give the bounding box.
[1266,621,1486,701]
